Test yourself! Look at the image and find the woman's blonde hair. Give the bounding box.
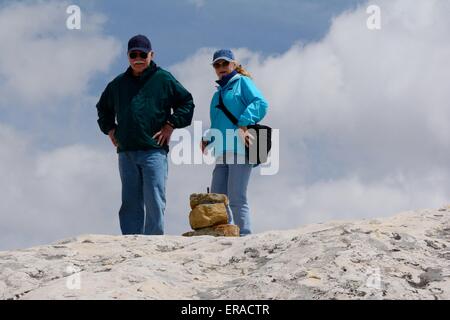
[234,62,252,78]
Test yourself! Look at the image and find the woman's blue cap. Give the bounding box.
[212,49,235,64]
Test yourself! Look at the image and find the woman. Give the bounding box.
[201,49,269,236]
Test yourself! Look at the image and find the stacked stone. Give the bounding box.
[182,193,240,237]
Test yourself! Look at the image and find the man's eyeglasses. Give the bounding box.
[129,51,149,59]
[213,60,230,69]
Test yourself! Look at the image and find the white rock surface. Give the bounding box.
[0,206,449,300]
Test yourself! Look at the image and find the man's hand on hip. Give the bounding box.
[108,128,118,147]
[153,124,174,146]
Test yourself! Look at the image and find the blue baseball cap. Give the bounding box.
[128,35,152,53]
[212,49,235,64]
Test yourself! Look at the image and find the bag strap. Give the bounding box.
[216,93,239,126]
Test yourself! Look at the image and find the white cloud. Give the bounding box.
[250,172,449,231]
[0,124,121,251]
[0,1,121,107]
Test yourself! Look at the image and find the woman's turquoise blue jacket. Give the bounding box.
[206,73,269,158]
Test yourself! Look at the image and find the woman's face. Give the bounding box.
[213,59,236,79]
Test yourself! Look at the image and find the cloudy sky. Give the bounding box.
[0,0,449,251]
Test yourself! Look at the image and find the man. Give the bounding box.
[96,35,195,235]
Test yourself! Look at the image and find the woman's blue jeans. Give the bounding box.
[118,149,168,235]
[210,154,254,236]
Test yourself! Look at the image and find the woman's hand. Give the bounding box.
[200,140,208,154]
[238,126,255,147]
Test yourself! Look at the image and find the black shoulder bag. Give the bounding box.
[216,94,272,165]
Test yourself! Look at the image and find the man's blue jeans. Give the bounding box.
[118,149,168,235]
[210,155,253,236]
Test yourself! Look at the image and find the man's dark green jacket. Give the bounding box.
[96,61,195,152]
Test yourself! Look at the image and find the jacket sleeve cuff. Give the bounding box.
[102,124,117,135]
[167,116,179,129]
[237,118,251,127]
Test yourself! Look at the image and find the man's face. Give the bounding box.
[128,50,153,74]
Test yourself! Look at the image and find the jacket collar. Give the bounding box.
[215,71,241,90]
[125,61,158,81]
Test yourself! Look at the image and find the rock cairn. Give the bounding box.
[182,193,240,237]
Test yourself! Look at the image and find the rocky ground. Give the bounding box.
[0,206,449,300]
